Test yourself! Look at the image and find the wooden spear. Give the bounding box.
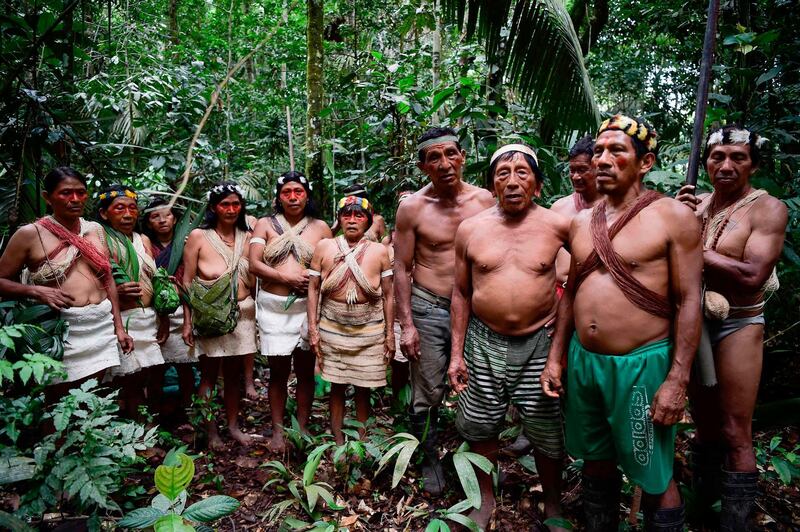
[685,0,721,188]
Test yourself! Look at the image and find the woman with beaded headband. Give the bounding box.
[331,183,387,242]
[307,195,395,445]
[140,198,198,416]
[0,167,131,400]
[182,181,258,449]
[676,125,787,530]
[249,170,332,453]
[96,184,165,420]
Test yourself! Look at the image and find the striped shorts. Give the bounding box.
[456,316,564,459]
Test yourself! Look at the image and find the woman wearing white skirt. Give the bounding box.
[97,185,165,419]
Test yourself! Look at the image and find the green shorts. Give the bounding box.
[456,316,563,459]
[564,334,676,495]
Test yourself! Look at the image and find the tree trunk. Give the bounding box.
[283,0,295,170]
[431,11,442,125]
[305,0,325,199]
[168,0,179,44]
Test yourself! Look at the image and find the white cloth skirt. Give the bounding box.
[57,299,121,383]
[256,290,309,357]
[160,306,197,364]
[111,306,165,376]
[198,296,258,358]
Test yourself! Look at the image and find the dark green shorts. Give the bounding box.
[564,334,676,495]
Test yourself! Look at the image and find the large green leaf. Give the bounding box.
[153,514,195,532]
[0,456,35,484]
[441,0,599,139]
[154,453,195,501]
[118,507,166,529]
[452,452,481,510]
[167,205,205,276]
[182,495,240,523]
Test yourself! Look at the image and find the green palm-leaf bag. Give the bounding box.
[153,267,181,315]
[188,272,239,337]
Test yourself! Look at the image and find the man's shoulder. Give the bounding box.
[649,196,698,224]
[751,192,788,228]
[550,195,574,214]
[457,208,495,237]
[461,183,494,206]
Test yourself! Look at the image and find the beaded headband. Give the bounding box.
[337,195,372,212]
[97,188,137,201]
[207,183,245,201]
[706,128,768,149]
[598,114,658,153]
[490,143,539,166]
[416,135,460,152]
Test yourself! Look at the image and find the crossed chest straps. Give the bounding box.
[574,190,672,319]
[261,215,315,268]
[320,236,381,305]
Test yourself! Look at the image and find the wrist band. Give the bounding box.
[381,270,394,278]
[308,269,321,277]
[250,237,266,245]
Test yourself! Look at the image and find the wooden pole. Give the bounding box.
[685,0,720,188]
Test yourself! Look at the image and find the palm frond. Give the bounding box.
[442,0,599,139]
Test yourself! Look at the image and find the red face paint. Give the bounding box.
[280,188,307,200]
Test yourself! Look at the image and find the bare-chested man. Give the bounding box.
[394,126,495,495]
[504,134,601,458]
[249,171,332,453]
[0,167,132,397]
[676,126,787,531]
[541,115,703,532]
[551,135,601,285]
[183,181,257,449]
[449,144,569,529]
[307,196,394,445]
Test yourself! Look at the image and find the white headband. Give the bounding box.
[490,144,539,166]
[416,135,460,152]
[707,128,768,149]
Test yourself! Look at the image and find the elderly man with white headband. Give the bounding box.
[676,126,787,531]
[448,142,571,529]
[393,127,495,496]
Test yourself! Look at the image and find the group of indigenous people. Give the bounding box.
[391,119,784,532]
[0,113,786,532]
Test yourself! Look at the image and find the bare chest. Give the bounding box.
[469,229,561,275]
[573,217,668,270]
[704,211,752,260]
[416,205,483,251]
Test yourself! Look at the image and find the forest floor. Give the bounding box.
[147,367,800,532]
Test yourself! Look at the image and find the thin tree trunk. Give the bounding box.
[283,0,294,170]
[243,0,255,82]
[168,0,179,44]
[305,0,325,194]
[224,0,233,179]
[431,10,442,125]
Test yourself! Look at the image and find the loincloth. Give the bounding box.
[56,299,121,384]
[197,296,257,358]
[319,299,386,388]
[160,306,197,364]
[111,306,165,376]
[256,290,309,357]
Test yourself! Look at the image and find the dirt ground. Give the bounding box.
[149,369,800,532]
